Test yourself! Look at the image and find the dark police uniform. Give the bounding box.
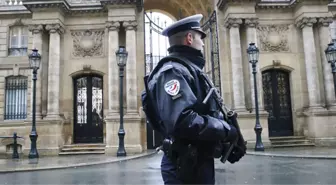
[141,14,243,185]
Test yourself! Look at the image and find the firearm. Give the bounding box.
[200,74,246,164]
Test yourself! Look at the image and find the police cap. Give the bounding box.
[161,14,206,39]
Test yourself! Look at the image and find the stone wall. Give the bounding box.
[214,2,336,146]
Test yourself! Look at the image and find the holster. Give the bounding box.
[161,138,199,183]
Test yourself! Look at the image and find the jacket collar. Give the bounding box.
[167,45,205,69]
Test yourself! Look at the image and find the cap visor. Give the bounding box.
[192,28,207,39]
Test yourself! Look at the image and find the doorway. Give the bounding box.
[262,69,294,137]
[73,74,104,143]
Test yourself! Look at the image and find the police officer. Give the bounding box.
[142,14,245,184]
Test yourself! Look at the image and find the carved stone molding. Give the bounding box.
[11,18,24,26]
[106,21,121,31]
[71,29,105,58]
[123,20,137,31]
[45,24,65,34]
[272,60,281,68]
[245,18,259,28]
[225,18,243,29]
[83,64,91,71]
[295,17,317,28]
[318,17,333,27]
[257,24,290,52]
[28,24,44,34]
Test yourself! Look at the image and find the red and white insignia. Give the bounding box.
[164,79,180,96]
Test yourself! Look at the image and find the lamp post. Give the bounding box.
[247,43,264,151]
[324,43,336,99]
[28,48,41,159]
[116,46,128,157]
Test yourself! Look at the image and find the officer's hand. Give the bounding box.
[225,124,238,143]
[227,144,246,164]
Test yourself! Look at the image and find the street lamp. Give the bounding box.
[247,43,264,151]
[116,46,128,157]
[324,43,336,99]
[28,48,41,159]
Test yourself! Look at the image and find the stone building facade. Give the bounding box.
[0,0,335,157]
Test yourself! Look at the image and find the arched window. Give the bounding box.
[4,76,28,120]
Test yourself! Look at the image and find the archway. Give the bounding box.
[262,69,294,137]
[143,0,214,19]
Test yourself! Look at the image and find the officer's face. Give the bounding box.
[186,32,204,52]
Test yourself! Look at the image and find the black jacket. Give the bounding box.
[143,45,235,143]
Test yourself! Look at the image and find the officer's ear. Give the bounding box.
[185,32,193,45]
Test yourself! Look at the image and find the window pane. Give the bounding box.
[21,26,28,36]
[10,27,19,37]
[10,36,18,48]
[21,35,28,48]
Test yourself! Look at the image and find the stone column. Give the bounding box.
[318,17,336,108]
[45,24,64,120]
[28,24,43,119]
[245,18,264,111]
[296,17,321,108]
[106,21,121,116]
[123,20,138,114]
[226,18,246,111]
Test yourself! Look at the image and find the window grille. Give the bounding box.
[4,76,28,120]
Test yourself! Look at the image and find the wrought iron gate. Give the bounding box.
[73,75,104,143]
[201,11,221,93]
[144,11,171,149]
[262,69,293,137]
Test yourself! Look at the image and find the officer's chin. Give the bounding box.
[200,49,204,57]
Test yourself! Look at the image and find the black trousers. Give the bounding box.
[161,154,215,185]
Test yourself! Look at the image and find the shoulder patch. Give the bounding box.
[164,79,180,96]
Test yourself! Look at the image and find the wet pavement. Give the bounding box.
[0,150,156,173]
[247,146,336,159]
[0,152,335,185]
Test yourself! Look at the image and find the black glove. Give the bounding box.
[225,111,247,164]
[227,140,247,164]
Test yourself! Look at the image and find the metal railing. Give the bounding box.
[0,132,23,159]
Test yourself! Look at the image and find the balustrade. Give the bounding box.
[1,0,22,5]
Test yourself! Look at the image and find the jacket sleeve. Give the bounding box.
[150,63,236,142]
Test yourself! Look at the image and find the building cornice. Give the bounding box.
[22,0,70,14]
[256,0,297,9]
[328,0,336,14]
[217,0,257,10]
[217,0,298,10]
[20,0,143,14]
[100,0,143,11]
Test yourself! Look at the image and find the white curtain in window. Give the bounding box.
[9,26,28,56]
[10,26,19,48]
